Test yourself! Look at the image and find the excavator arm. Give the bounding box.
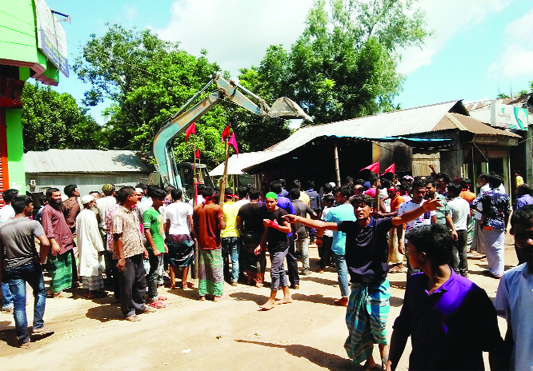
[153,74,311,187]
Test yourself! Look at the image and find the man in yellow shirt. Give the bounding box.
[221,190,241,286]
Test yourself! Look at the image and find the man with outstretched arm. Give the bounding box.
[284,194,441,370]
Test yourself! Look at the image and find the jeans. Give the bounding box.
[287,235,300,286]
[5,263,47,343]
[333,252,349,298]
[119,254,147,317]
[295,237,310,270]
[222,237,240,282]
[270,248,289,291]
[146,250,162,301]
[450,230,468,276]
[1,282,14,310]
[319,236,333,270]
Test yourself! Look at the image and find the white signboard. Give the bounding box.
[490,102,528,131]
[34,0,69,77]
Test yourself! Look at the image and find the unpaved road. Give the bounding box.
[0,237,515,371]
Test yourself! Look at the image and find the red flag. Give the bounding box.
[195,148,200,159]
[228,132,239,157]
[360,162,380,173]
[381,163,395,176]
[221,124,231,142]
[185,122,195,143]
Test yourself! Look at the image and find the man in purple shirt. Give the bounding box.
[386,224,502,371]
[514,183,533,211]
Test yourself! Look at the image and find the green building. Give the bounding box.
[0,0,67,200]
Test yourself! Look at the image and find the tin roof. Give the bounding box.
[25,149,153,174]
[431,113,521,137]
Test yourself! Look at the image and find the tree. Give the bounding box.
[21,82,107,151]
[73,25,287,167]
[239,0,430,125]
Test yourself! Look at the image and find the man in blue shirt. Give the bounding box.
[387,224,502,371]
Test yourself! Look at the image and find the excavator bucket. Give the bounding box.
[268,97,312,122]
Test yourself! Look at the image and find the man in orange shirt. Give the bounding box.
[193,187,226,301]
[384,187,405,273]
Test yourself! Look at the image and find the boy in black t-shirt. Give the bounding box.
[258,192,292,310]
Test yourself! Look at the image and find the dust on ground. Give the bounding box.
[0,236,515,371]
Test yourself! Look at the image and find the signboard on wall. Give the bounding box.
[34,0,69,77]
[490,102,528,130]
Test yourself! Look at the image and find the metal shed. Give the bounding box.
[25,149,154,196]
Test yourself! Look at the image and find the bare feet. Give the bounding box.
[334,297,349,307]
[169,284,176,289]
[276,297,292,304]
[363,355,377,370]
[213,295,227,302]
[199,296,206,301]
[259,299,276,311]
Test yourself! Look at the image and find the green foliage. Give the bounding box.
[239,0,430,125]
[73,24,289,167]
[21,82,106,151]
[497,93,510,99]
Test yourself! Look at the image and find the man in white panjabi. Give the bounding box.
[77,195,106,299]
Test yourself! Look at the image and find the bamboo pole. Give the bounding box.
[334,144,341,187]
[219,137,230,204]
[192,135,198,279]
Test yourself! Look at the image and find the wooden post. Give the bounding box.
[334,143,341,187]
[219,137,229,204]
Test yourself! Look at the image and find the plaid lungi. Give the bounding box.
[345,279,390,365]
[48,250,76,293]
[81,274,104,291]
[198,248,224,296]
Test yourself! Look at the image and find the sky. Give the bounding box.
[43,0,533,124]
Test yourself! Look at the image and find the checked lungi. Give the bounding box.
[48,250,76,293]
[198,247,224,297]
[345,279,390,365]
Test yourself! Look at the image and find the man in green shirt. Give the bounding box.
[426,178,458,241]
[143,188,168,307]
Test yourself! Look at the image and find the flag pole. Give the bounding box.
[219,137,229,204]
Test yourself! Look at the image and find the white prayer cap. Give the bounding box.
[81,195,95,205]
[328,182,336,187]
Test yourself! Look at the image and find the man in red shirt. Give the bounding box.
[193,187,226,301]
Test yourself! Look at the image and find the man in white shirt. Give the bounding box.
[494,204,533,371]
[0,189,18,222]
[447,183,471,277]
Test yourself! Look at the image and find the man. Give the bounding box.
[0,188,18,314]
[494,204,533,370]
[189,183,206,206]
[285,194,441,369]
[112,186,155,321]
[77,195,106,299]
[434,172,450,197]
[384,187,405,273]
[89,191,101,200]
[41,188,75,297]
[514,183,533,211]
[193,187,226,301]
[289,188,316,275]
[323,186,356,306]
[447,182,471,277]
[270,181,298,288]
[317,195,334,273]
[426,178,458,239]
[471,174,511,278]
[514,169,524,188]
[305,180,320,213]
[62,184,81,235]
[0,188,19,222]
[259,192,292,310]
[238,188,266,287]
[0,195,53,348]
[165,188,195,290]
[143,188,167,307]
[234,186,250,209]
[221,189,241,286]
[398,179,437,278]
[386,224,502,371]
[96,184,117,284]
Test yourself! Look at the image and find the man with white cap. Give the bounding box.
[77,195,106,299]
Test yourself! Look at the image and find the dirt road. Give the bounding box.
[0,237,515,371]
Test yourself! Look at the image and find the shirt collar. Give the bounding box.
[425,267,457,296]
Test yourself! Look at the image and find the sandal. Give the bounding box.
[149,301,167,309]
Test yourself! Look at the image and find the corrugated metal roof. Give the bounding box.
[25,149,153,174]
[464,94,533,125]
[209,150,291,176]
[432,113,522,137]
[267,100,461,152]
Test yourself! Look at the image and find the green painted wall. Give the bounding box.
[5,109,26,194]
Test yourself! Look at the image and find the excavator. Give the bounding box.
[153,74,311,200]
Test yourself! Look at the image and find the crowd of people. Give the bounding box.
[0,169,531,370]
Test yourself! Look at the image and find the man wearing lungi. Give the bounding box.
[285,194,441,369]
